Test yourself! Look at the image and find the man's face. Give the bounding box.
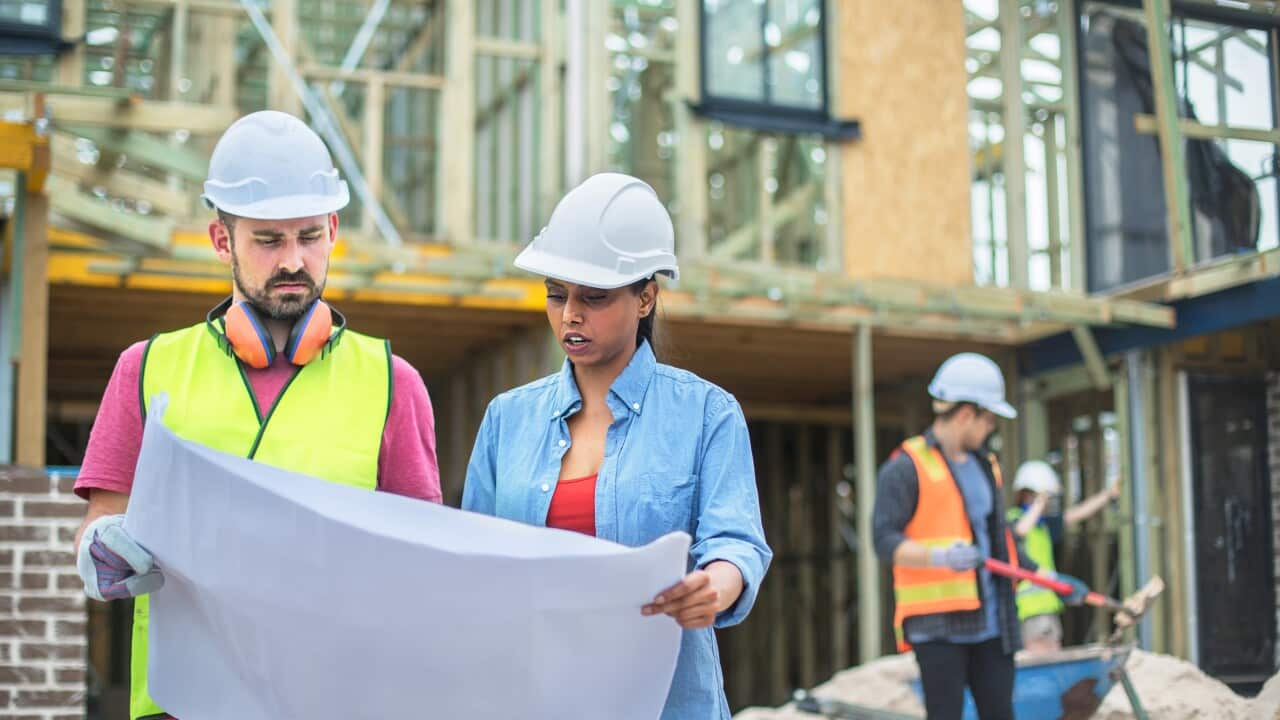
[210,213,338,322]
[961,405,1000,451]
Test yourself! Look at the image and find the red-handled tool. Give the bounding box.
[984,558,1110,606]
[984,557,1165,634]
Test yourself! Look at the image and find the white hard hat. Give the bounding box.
[514,172,679,289]
[202,111,349,220]
[1014,460,1062,495]
[928,352,1018,419]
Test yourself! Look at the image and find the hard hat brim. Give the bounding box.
[988,401,1018,419]
[202,188,350,221]
[513,245,678,289]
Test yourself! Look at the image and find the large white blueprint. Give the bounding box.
[124,398,689,720]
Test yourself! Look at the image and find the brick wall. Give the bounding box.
[1268,372,1280,668]
[0,465,88,719]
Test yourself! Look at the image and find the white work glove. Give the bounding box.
[929,542,985,572]
[76,514,164,601]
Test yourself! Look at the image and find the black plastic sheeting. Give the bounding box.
[1080,6,1263,292]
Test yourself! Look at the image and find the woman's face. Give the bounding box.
[545,279,655,369]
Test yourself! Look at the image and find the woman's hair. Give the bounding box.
[629,276,659,355]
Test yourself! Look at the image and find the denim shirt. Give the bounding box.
[462,341,772,720]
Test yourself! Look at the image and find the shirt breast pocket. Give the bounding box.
[634,473,698,540]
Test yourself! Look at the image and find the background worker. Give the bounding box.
[462,173,772,720]
[1007,460,1121,653]
[872,353,1089,720]
[71,110,442,720]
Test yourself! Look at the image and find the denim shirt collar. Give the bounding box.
[550,340,657,420]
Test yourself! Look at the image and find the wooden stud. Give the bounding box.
[673,0,707,260]
[584,0,608,176]
[266,0,301,115]
[1000,0,1029,289]
[854,323,880,661]
[300,65,445,90]
[795,424,817,688]
[538,0,563,221]
[759,137,777,265]
[827,424,849,672]
[1044,113,1063,289]
[44,96,238,134]
[765,423,789,703]
[15,181,49,466]
[1133,113,1280,145]
[1058,0,1087,291]
[363,77,386,239]
[1141,0,1195,272]
[442,0,476,244]
[1071,325,1111,390]
[57,0,86,86]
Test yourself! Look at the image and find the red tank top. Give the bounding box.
[546,473,598,536]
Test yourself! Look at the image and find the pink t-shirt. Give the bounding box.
[75,340,442,503]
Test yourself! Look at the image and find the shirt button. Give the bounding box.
[558,439,567,448]
[632,402,641,411]
[540,483,550,493]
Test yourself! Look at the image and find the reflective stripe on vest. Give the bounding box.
[129,322,390,720]
[1006,508,1064,620]
[892,436,1020,652]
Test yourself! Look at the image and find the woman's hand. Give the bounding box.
[642,561,744,630]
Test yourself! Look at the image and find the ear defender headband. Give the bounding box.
[205,296,345,369]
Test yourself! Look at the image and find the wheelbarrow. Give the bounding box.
[795,563,1164,719]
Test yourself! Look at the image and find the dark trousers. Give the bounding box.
[913,638,1015,720]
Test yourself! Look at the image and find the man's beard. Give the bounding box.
[232,255,324,322]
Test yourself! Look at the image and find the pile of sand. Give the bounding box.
[1093,650,1252,719]
[734,652,924,719]
[734,649,1280,720]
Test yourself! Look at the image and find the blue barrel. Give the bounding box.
[908,645,1132,719]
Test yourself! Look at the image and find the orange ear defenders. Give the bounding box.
[205,296,346,368]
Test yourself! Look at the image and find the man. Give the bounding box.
[72,110,442,720]
[1008,459,1120,653]
[872,353,1088,720]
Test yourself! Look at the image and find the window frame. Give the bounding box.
[1076,0,1280,293]
[695,0,859,140]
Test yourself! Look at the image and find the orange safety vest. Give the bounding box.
[892,436,1019,651]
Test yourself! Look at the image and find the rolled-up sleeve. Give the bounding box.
[461,399,500,515]
[872,455,919,564]
[689,392,772,628]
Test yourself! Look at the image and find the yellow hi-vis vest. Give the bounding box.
[129,321,390,720]
[1005,507,1065,620]
[892,436,1019,651]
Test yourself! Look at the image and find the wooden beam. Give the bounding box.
[1071,325,1111,390]
[58,126,209,182]
[58,0,87,86]
[441,0,475,244]
[1142,0,1195,272]
[538,0,562,221]
[673,0,707,260]
[46,175,175,249]
[1133,112,1280,144]
[0,79,134,99]
[15,181,49,466]
[854,323,880,662]
[363,77,385,238]
[1001,0,1029,289]
[827,425,850,672]
[267,0,301,115]
[474,36,541,60]
[45,96,237,134]
[301,64,445,90]
[50,136,192,218]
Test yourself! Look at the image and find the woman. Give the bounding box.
[462,172,771,719]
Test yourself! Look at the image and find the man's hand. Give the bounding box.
[642,571,720,630]
[929,542,985,572]
[76,514,164,602]
[1054,572,1091,606]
